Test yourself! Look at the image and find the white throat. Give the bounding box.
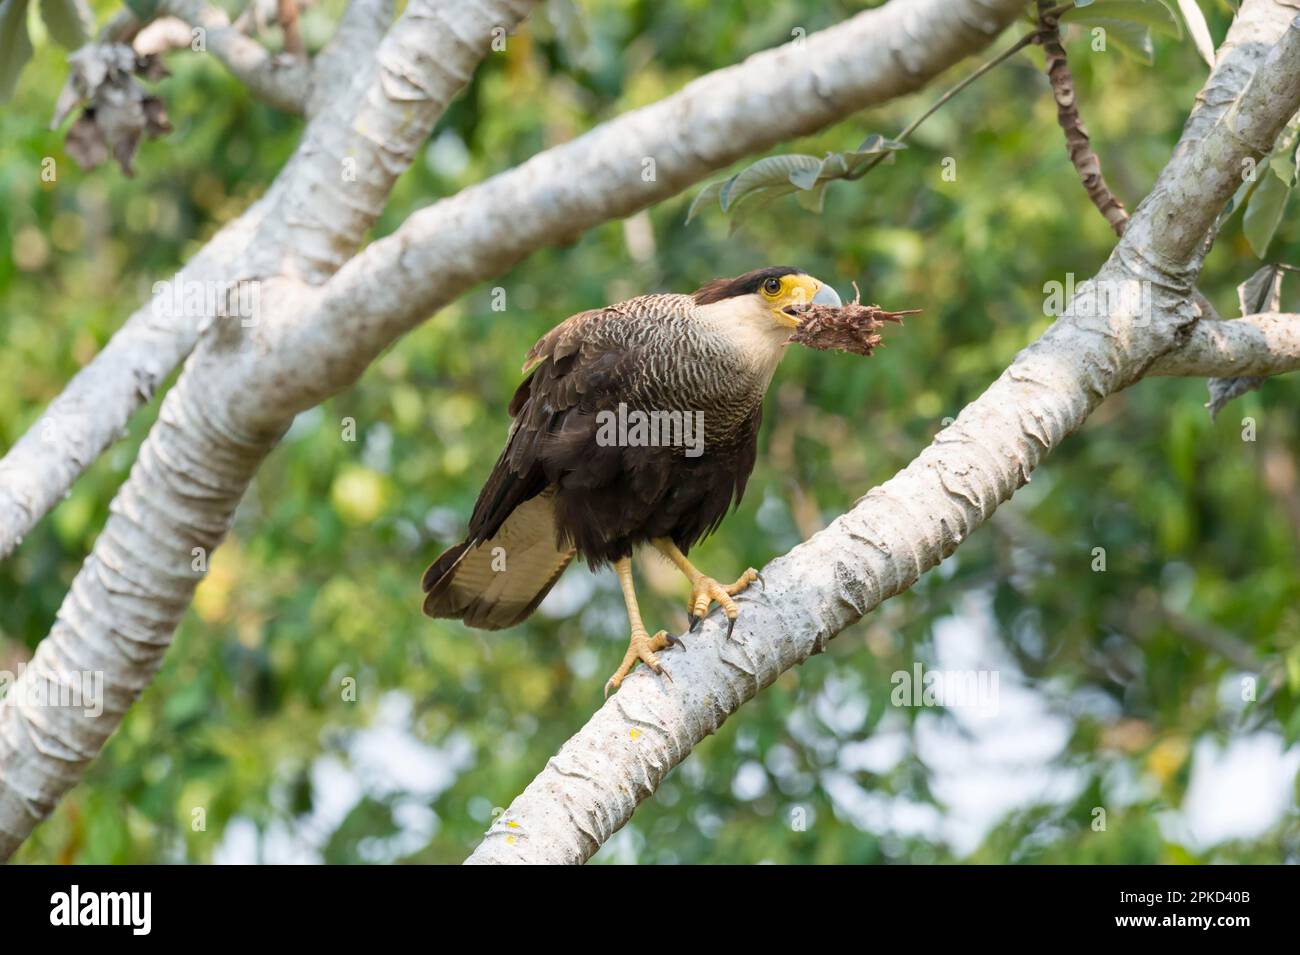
[692,295,792,380]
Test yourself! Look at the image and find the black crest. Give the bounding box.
[692,266,804,305]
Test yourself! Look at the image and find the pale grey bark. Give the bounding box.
[268,0,539,283]
[464,2,1300,864]
[1148,312,1300,378]
[0,0,519,561]
[0,199,269,561]
[160,0,312,114]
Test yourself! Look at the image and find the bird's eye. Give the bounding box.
[762,277,783,295]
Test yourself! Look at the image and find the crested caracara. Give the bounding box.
[422,267,842,695]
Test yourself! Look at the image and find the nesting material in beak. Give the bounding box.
[788,293,919,356]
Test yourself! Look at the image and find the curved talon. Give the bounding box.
[665,632,686,651]
[755,571,766,591]
[603,628,673,697]
[731,568,760,595]
[684,568,759,632]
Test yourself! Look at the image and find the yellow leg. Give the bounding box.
[652,539,760,638]
[604,556,677,697]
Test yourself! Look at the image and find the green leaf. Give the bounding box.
[722,184,790,235]
[1071,17,1155,63]
[1242,161,1294,258]
[0,0,32,103]
[794,180,829,213]
[790,137,905,190]
[40,0,91,48]
[1063,0,1183,64]
[1064,0,1181,38]
[787,161,823,191]
[719,154,821,212]
[855,133,907,155]
[685,180,724,223]
[689,135,907,225]
[727,184,797,234]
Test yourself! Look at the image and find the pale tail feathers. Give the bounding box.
[422,490,575,630]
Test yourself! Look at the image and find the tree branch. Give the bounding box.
[310,0,393,107]
[0,0,517,561]
[1147,312,1300,378]
[268,0,540,283]
[159,0,312,114]
[0,197,270,561]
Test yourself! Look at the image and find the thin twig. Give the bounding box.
[847,29,1042,180]
[278,0,305,55]
[1036,0,1130,235]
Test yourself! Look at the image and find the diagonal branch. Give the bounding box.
[0,197,270,561]
[266,0,540,283]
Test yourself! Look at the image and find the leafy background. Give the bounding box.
[1,0,1298,863]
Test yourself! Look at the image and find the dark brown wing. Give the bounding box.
[462,308,630,543]
[422,306,637,626]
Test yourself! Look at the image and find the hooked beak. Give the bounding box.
[811,283,842,307]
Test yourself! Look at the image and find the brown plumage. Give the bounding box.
[422,267,845,690]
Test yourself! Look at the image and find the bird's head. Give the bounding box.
[693,267,842,332]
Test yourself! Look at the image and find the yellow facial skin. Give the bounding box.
[758,273,837,326]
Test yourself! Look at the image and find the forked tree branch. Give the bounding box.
[1147,312,1300,378]
[1033,0,1299,414]
[0,0,528,561]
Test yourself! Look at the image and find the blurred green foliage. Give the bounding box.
[1,0,1298,864]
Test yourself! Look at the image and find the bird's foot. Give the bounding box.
[604,627,680,697]
[687,567,761,637]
